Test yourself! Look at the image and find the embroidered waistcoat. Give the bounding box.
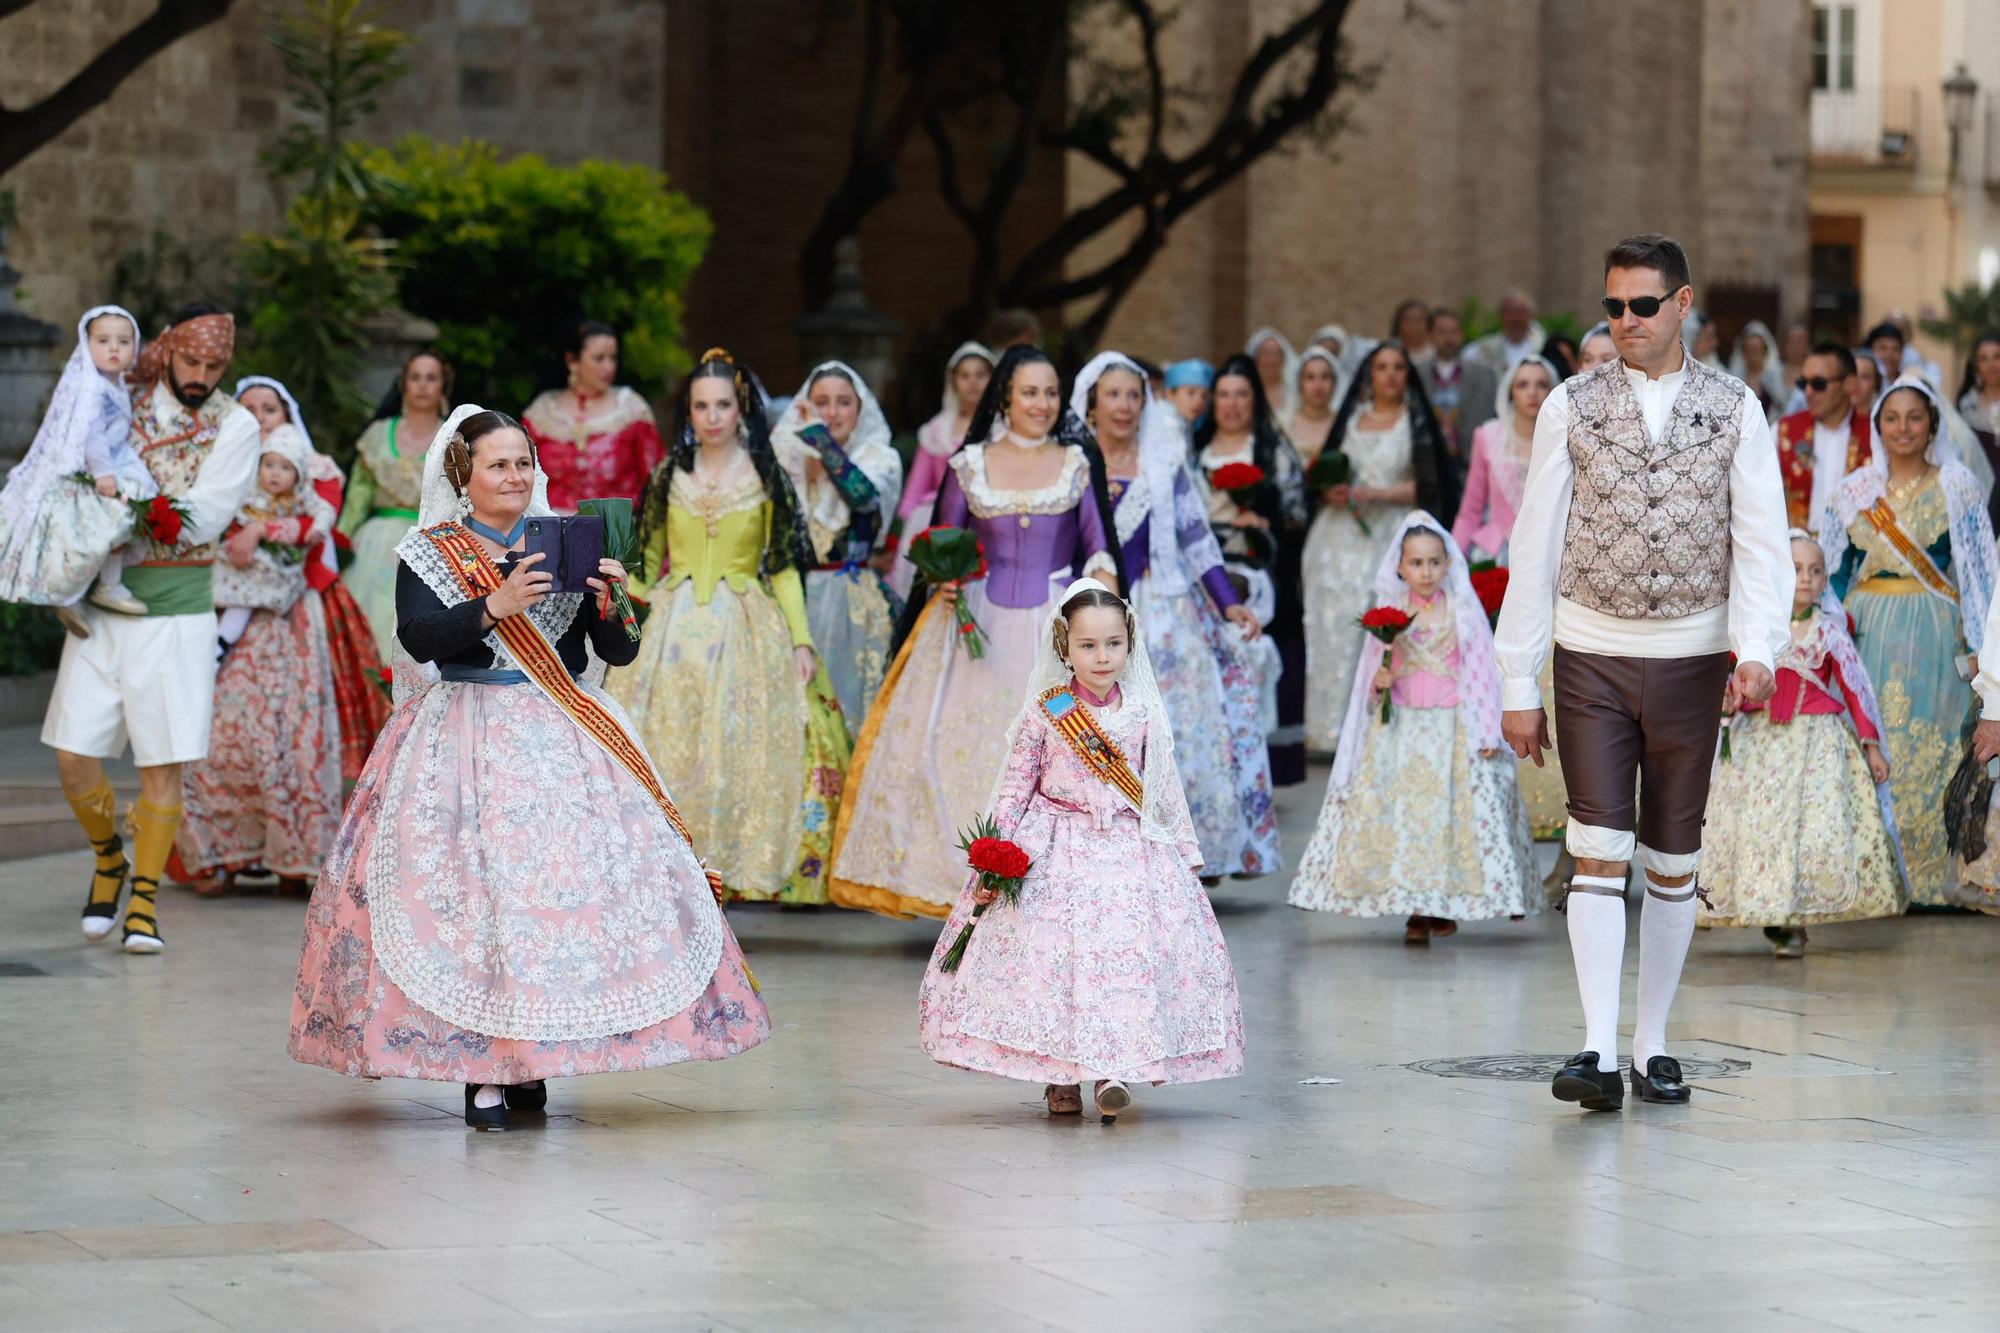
[1557,357,1744,619]
[129,383,238,561]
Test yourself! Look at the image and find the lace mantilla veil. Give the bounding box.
[0,305,141,535]
[989,576,1200,858]
[387,403,558,705]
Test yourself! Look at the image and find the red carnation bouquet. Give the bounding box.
[131,493,191,550]
[1468,562,1509,626]
[907,525,990,659]
[1305,448,1369,535]
[937,813,1034,973]
[1357,605,1415,724]
[1209,461,1266,507]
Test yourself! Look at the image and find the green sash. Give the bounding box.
[124,564,214,617]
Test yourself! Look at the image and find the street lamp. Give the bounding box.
[1943,62,1979,182]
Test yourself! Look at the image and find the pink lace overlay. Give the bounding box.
[918,698,1244,1085]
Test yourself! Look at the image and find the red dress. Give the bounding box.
[307,462,392,782]
[521,386,664,513]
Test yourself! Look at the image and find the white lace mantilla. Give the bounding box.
[951,444,1090,518]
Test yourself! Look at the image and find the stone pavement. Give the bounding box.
[2,770,1997,1332]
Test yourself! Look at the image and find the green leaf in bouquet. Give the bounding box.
[576,496,639,567]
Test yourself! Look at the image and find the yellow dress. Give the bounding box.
[609,458,850,902]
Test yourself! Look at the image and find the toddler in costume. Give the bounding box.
[918,579,1244,1123]
[0,306,155,633]
[211,423,334,651]
[1700,530,1906,956]
[1288,512,1539,943]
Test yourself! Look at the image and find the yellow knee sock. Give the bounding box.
[125,798,183,943]
[67,779,126,913]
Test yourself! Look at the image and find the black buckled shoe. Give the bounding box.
[464,1084,511,1131]
[1550,1051,1623,1111]
[504,1081,548,1112]
[1629,1055,1692,1104]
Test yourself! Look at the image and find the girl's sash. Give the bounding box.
[1039,684,1145,811]
[1862,497,1957,603]
[421,522,723,897]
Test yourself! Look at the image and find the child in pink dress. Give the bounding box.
[918,578,1244,1123]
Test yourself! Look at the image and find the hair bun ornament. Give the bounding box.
[700,347,735,365]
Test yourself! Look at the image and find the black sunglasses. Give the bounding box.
[1795,375,1840,392]
[1601,288,1685,320]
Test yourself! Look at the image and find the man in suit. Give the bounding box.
[1422,306,1497,480]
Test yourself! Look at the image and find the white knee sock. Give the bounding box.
[1633,875,1699,1067]
[1565,875,1627,1065]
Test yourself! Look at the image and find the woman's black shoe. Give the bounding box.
[464,1084,511,1130]
[504,1081,548,1112]
[1629,1056,1692,1104]
[1550,1051,1623,1111]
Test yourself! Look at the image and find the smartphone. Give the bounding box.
[521,515,606,593]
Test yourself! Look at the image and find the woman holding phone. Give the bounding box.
[289,405,769,1130]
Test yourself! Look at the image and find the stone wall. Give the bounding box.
[0,0,666,338]
[1081,0,1813,364]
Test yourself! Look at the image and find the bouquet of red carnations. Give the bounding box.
[937,813,1033,973]
[1209,461,1267,508]
[133,494,190,549]
[1357,605,1415,724]
[1305,448,1369,535]
[907,525,990,659]
[1468,562,1509,626]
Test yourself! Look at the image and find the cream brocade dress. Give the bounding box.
[1302,416,1411,750]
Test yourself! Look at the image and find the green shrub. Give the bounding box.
[0,603,64,678]
[358,138,712,410]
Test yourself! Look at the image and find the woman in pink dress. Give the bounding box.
[891,341,993,598]
[290,405,768,1130]
[919,581,1244,1123]
[521,320,665,512]
[1451,354,1557,563]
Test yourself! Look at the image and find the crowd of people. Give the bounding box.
[3,230,1998,1128]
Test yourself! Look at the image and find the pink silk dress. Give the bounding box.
[918,688,1245,1086]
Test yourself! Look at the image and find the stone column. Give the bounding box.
[794,237,902,402]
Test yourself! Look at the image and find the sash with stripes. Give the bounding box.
[421,522,724,896]
[1862,498,1957,603]
[1039,684,1144,812]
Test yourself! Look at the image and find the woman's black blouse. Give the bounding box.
[395,562,640,675]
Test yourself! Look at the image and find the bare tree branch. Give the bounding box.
[0,0,237,176]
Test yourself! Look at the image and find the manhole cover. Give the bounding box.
[1405,1053,1750,1081]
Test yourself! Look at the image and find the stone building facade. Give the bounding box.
[0,0,665,335]
[2,0,1810,429]
[1078,0,1813,366]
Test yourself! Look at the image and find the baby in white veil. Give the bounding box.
[0,306,156,630]
[917,578,1244,1123]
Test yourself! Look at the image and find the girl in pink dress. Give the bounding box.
[918,580,1244,1123]
[1288,513,1538,944]
[889,341,993,598]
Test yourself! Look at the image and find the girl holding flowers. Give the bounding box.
[918,581,1243,1123]
[1289,514,1538,943]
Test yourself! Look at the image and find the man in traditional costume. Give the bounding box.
[41,305,259,953]
[1495,235,1791,1111]
[1776,342,1872,534]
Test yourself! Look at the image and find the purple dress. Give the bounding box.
[831,444,1115,919]
[1111,467,1281,876]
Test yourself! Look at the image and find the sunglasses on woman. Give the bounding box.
[1600,288,1686,320]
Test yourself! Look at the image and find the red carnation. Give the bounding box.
[939,816,1035,973]
[967,836,1031,880]
[1210,462,1266,505]
[1469,566,1509,624]
[1357,606,1414,640]
[145,494,183,546]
